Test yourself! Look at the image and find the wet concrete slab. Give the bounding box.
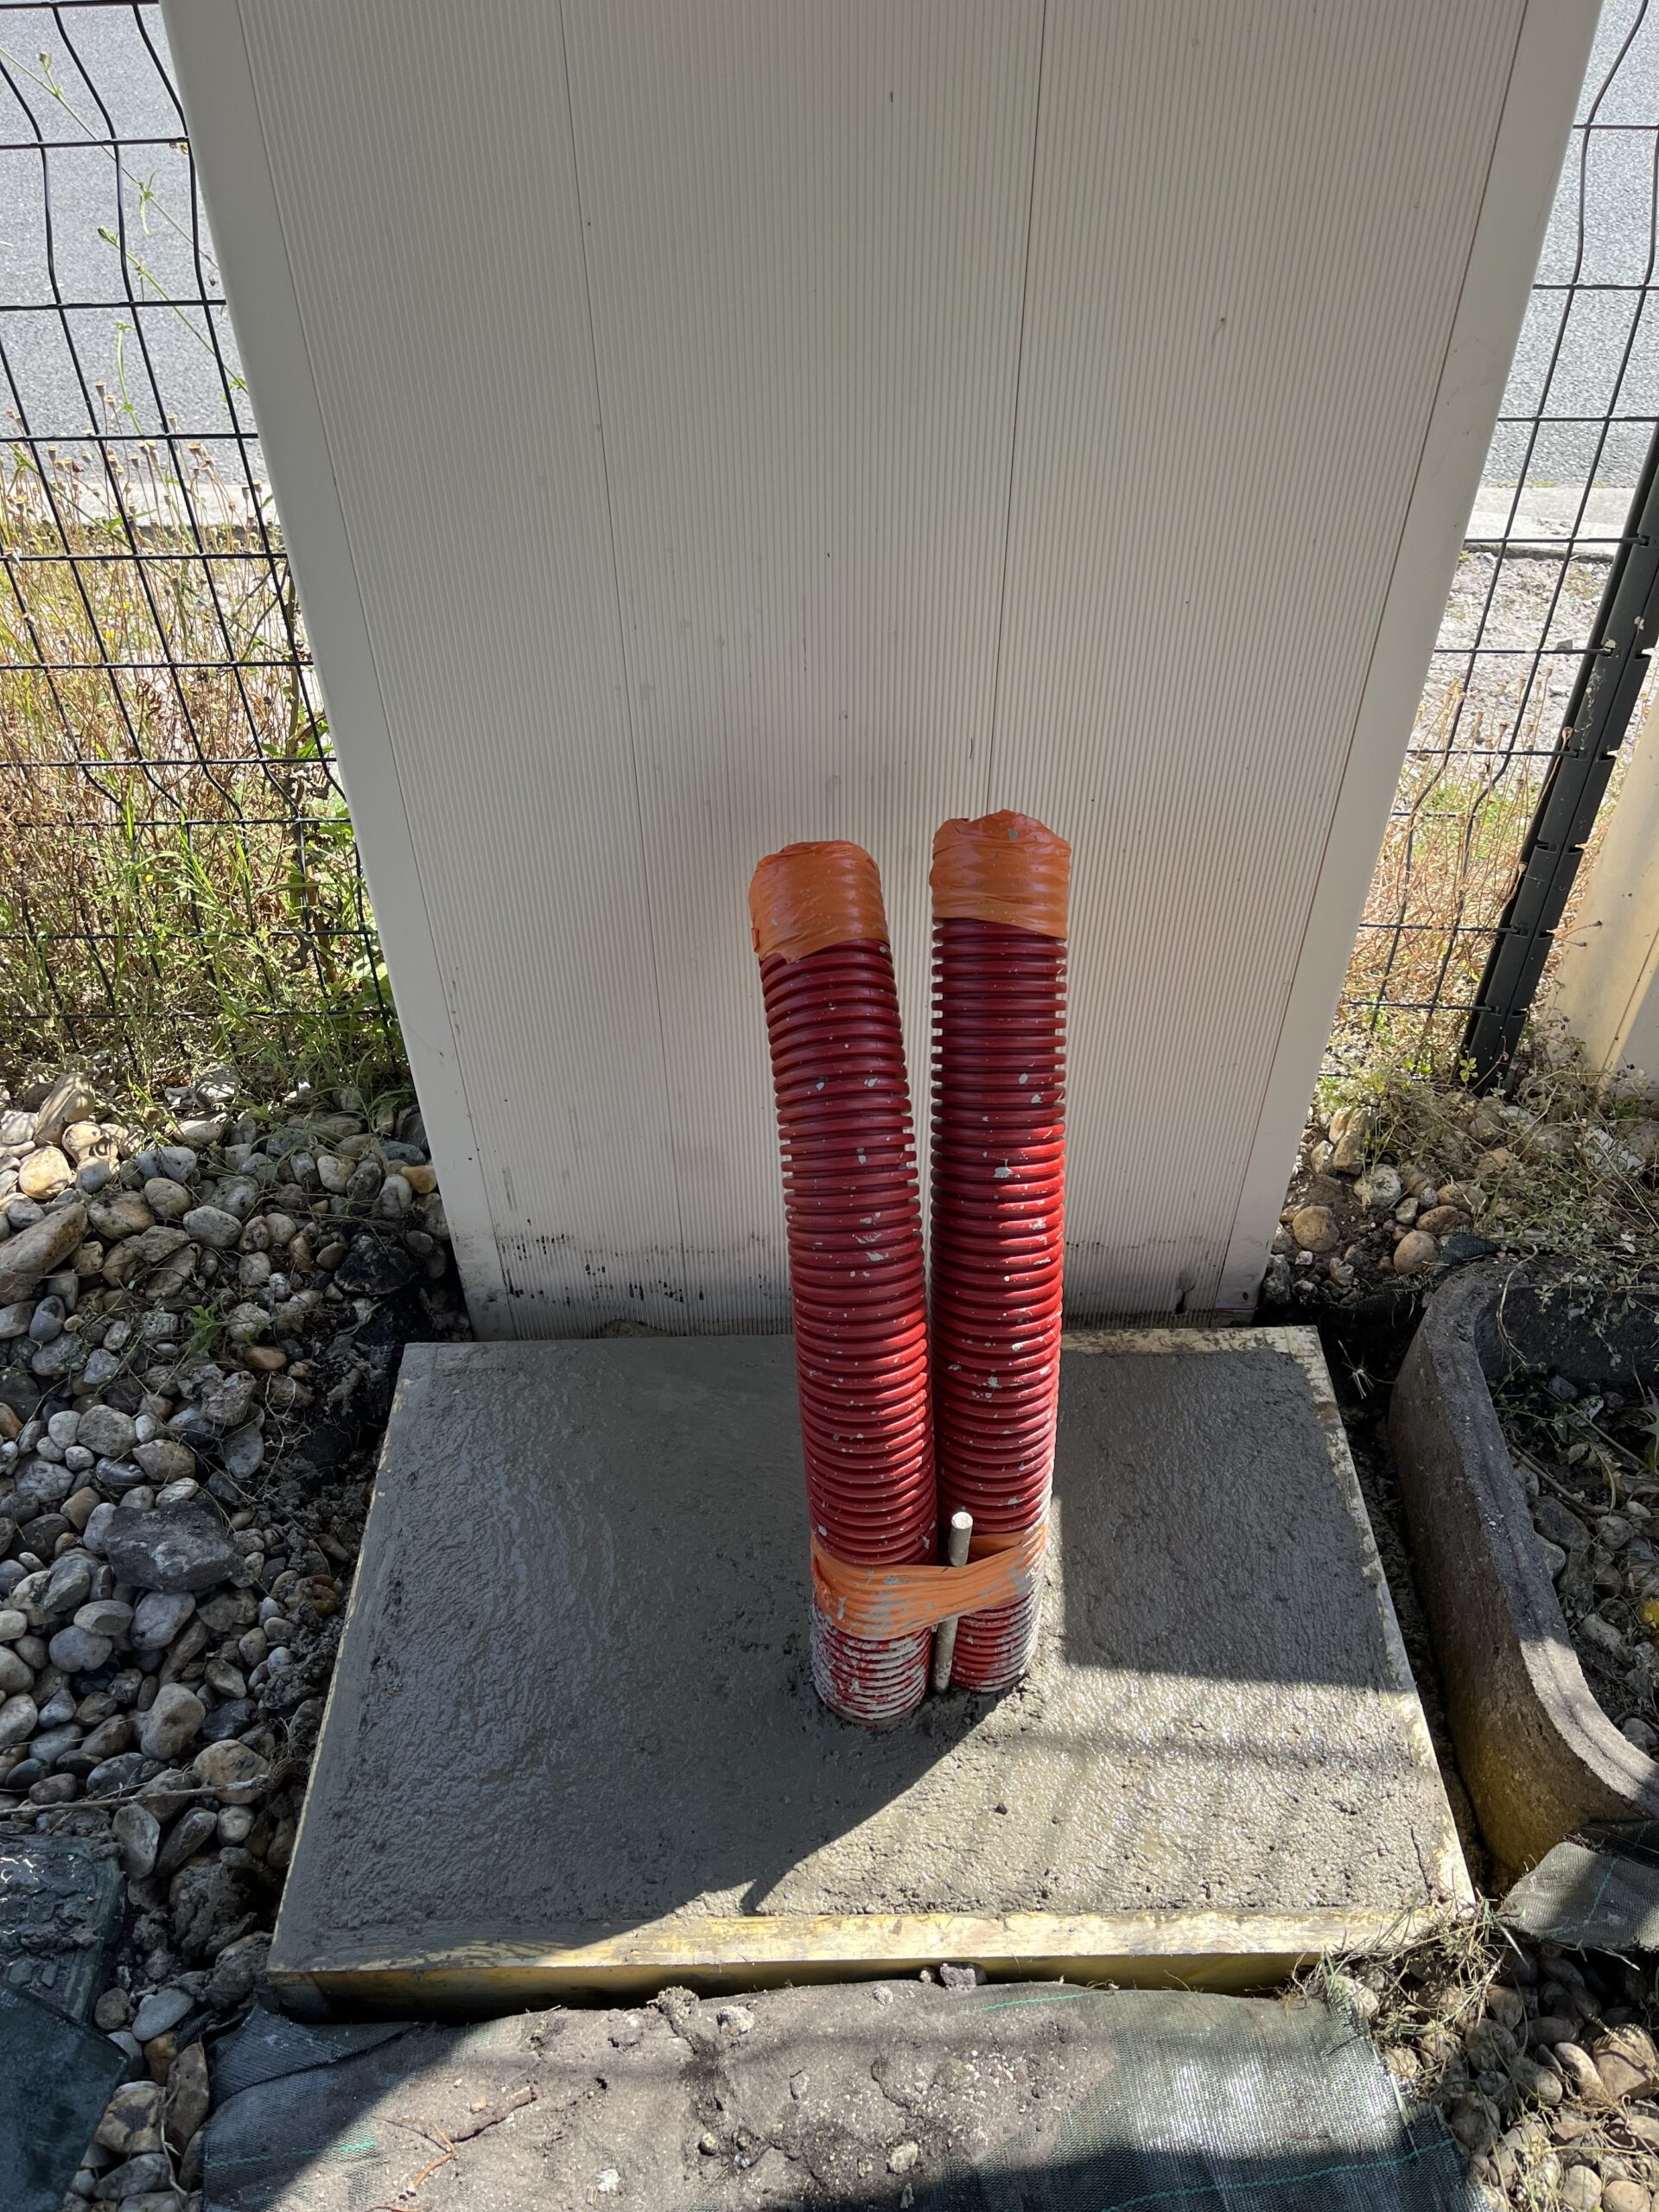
[272,1328,1468,2009]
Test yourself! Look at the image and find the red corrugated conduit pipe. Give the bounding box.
[750,842,935,1726]
[930,811,1071,1690]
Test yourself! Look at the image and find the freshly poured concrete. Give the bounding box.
[273,1329,1467,2006]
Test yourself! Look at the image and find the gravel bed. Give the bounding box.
[1268,1065,1659,1749]
[1428,549,1611,752]
[1493,1376,1659,1753]
[1264,1089,1659,1313]
[0,1063,470,2209]
[1348,1930,1659,2212]
[1267,1096,1521,1309]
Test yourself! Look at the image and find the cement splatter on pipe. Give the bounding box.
[751,841,934,1725]
[929,812,1071,1689]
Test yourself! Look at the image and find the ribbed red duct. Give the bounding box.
[750,842,934,1725]
[929,812,1071,1690]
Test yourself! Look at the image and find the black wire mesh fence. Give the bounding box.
[1330,0,1659,1079]
[0,0,397,1086]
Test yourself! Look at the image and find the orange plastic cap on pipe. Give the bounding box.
[931,810,1071,940]
[749,840,890,963]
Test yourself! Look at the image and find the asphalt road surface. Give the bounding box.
[0,5,257,478]
[0,0,1656,502]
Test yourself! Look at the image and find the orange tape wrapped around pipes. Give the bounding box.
[810,1522,1048,1643]
[749,840,889,963]
[930,810,1071,940]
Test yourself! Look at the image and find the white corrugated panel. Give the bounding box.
[165,0,1594,1333]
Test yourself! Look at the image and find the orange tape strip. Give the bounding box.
[810,1522,1047,1643]
[931,811,1071,939]
[750,841,889,963]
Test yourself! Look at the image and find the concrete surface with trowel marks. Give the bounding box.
[203,1980,1473,2211]
[272,1329,1467,2000]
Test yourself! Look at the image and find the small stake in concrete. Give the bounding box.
[931,1510,976,1693]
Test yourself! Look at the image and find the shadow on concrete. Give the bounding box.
[271,1333,1456,1978]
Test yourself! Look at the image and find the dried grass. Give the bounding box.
[1316,1029,1659,1297]
[0,432,400,1094]
[1331,690,1625,1083]
[1330,542,1648,1084]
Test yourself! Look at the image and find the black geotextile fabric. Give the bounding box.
[935,1986,1477,2211]
[2,1981,127,2212]
[210,2005,410,2101]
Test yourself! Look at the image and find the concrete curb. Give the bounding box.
[1465,483,1631,554]
[1389,1262,1659,1878]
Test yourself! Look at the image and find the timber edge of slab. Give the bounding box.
[269,1904,1471,2016]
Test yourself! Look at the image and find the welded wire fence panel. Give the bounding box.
[0,0,396,1082]
[1331,0,1659,1077]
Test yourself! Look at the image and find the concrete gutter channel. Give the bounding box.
[1389,1261,1659,1878]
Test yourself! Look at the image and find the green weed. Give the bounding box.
[0,432,403,1097]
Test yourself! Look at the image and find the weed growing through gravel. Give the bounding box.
[1314,1027,1659,1299]
[1307,1908,1510,2069]
[1312,1916,1659,2209]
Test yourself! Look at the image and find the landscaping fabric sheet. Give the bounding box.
[1504,1826,1659,1952]
[204,1982,1475,2210]
[1,1981,127,2212]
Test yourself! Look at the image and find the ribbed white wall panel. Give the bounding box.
[165,0,1594,1333]
[992,2,1533,1312]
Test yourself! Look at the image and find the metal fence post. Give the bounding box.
[1464,418,1659,1087]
